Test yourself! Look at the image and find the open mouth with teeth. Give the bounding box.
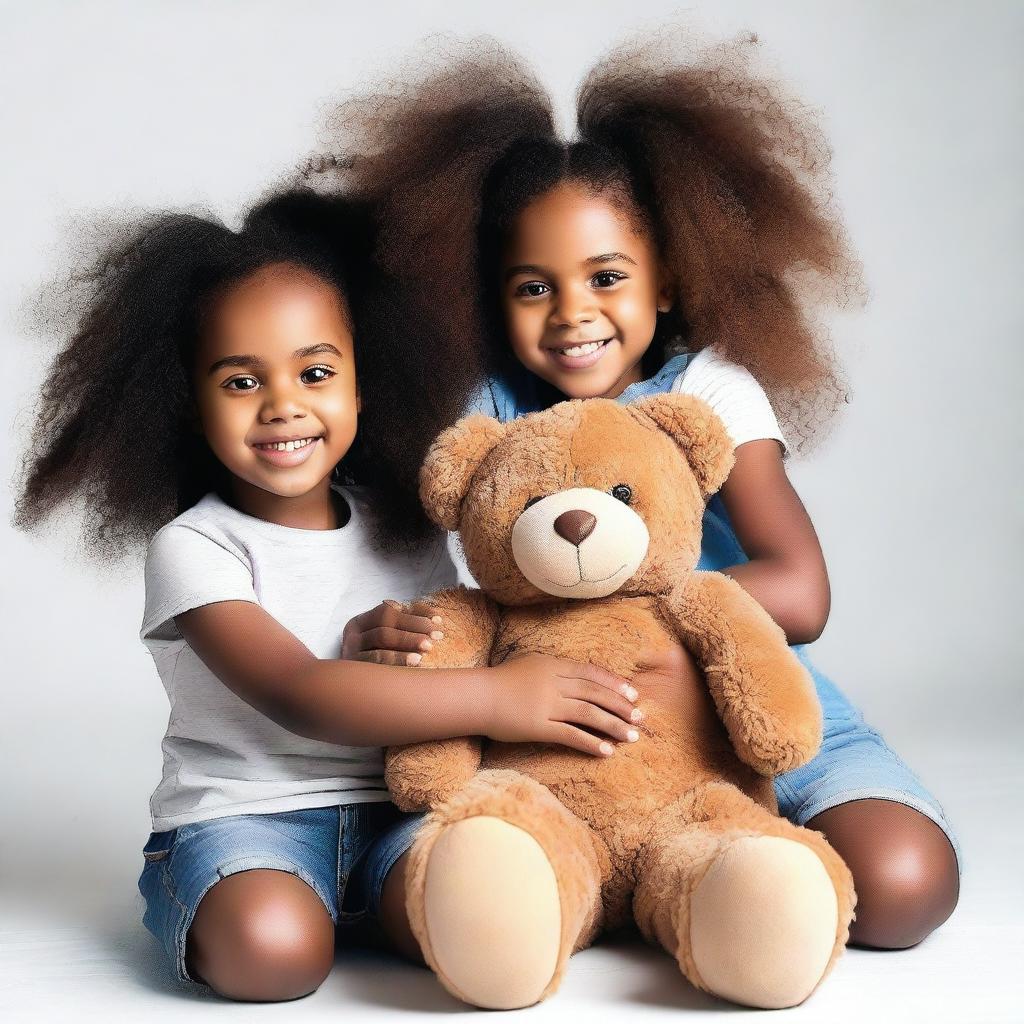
[250,435,325,467]
[547,338,613,368]
[557,339,608,357]
[253,436,320,452]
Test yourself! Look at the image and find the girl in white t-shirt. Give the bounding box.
[325,34,960,953]
[15,190,640,999]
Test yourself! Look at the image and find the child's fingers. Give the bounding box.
[356,649,424,667]
[565,679,640,724]
[352,602,442,640]
[393,611,444,638]
[360,626,439,654]
[349,600,405,631]
[558,699,641,745]
[563,661,638,702]
[406,600,445,625]
[546,722,617,758]
[342,602,401,660]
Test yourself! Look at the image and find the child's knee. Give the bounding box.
[186,869,334,1001]
[853,828,959,949]
[808,799,959,949]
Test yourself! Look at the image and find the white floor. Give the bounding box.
[2,735,1021,1024]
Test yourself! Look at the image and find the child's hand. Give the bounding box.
[341,599,444,665]
[483,654,642,757]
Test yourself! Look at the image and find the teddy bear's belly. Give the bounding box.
[480,599,776,844]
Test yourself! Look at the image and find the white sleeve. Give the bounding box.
[671,347,788,454]
[141,525,258,643]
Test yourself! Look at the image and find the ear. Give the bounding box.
[656,270,673,314]
[630,394,734,497]
[419,415,507,530]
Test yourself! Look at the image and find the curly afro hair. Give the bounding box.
[15,188,435,555]
[309,29,864,452]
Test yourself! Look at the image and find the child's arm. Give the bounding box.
[175,599,638,755]
[716,439,831,645]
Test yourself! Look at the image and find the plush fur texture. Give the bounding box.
[389,394,855,1009]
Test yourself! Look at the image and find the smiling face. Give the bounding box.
[192,262,358,524]
[500,181,671,400]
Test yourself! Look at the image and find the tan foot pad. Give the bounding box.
[689,835,839,1008]
[422,815,561,1009]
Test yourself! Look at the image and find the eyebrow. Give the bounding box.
[504,252,638,281]
[587,252,638,266]
[207,343,343,376]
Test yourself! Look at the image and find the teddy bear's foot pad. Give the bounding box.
[688,835,838,1009]
[422,815,562,1009]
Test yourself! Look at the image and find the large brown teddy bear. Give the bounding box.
[387,394,855,1011]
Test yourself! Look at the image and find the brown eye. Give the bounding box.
[524,496,543,511]
[516,281,549,298]
[223,375,260,391]
[300,365,335,385]
[611,484,633,504]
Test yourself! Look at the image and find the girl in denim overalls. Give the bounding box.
[322,32,960,947]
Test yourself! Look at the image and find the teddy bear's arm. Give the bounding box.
[384,586,500,811]
[661,571,822,776]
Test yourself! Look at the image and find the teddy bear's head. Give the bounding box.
[420,395,734,606]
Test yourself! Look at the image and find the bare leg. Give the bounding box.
[377,850,425,965]
[634,781,854,1009]
[807,799,959,949]
[185,869,335,1001]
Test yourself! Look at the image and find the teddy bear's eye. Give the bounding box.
[524,495,543,511]
[611,484,633,504]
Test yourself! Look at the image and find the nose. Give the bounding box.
[551,284,595,329]
[553,509,597,546]
[260,382,307,423]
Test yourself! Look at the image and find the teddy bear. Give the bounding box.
[386,393,855,1011]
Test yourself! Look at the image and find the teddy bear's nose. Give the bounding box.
[553,509,597,546]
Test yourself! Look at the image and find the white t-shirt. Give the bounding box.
[671,347,788,454]
[141,485,458,832]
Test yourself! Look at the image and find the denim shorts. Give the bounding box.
[775,648,963,873]
[138,800,424,984]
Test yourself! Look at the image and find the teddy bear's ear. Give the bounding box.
[630,394,735,497]
[419,415,507,530]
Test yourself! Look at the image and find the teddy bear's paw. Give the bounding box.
[687,835,839,1009]
[421,816,562,1009]
[732,722,823,778]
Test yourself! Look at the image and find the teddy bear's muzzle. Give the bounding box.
[510,487,650,599]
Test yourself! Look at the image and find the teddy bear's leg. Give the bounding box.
[633,781,855,1009]
[404,769,607,1010]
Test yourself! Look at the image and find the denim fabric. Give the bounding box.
[468,352,692,420]
[778,648,963,877]
[137,801,424,983]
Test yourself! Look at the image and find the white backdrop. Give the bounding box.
[1,2,1021,1021]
